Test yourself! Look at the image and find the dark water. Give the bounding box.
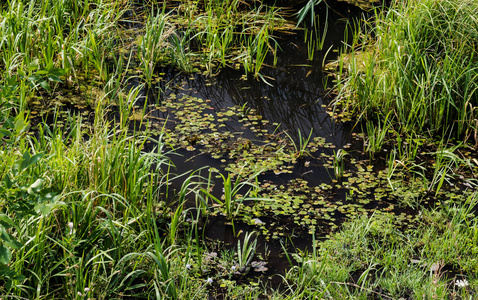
[29,1,365,287]
[138,2,361,179]
[134,3,366,286]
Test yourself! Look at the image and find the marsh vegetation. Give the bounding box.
[1,0,478,299]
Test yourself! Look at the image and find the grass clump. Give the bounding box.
[0,106,220,298]
[335,0,478,143]
[137,0,293,85]
[282,195,478,299]
[0,0,124,89]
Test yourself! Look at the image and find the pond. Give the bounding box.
[5,0,478,298]
[114,0,421,287]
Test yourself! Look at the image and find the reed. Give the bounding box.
[138,10,172,87]
[333,149,347,180]
[364,112,391,159]
[285,128,314,159]
[335,0,478,143]
[0,0,124,87]
[304,9,328,61]
[200,170,264,221]
[157,1,289,79]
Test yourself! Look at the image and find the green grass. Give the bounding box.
[136,0,290,81]
[282,196,478,299]
[335,0,478,143]
[199,170,264,221]
[2,0,478,299]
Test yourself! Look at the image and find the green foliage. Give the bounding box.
[285,129,314,159]
[138,10,171,87]
[200,170,263,220]
[137,0,288,81]
[333,149,348,180]
[0,118,67,289]
[237,232,257,270]
[282,199,478,299]
[0,105,188,297]
[296,0,324,27]
[336,0,478,143]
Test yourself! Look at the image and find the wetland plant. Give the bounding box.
[281,233,329,299]
[280,207,478,299]
[427,142,465,195]
[333,149,348,180]
[296,0,325,27]
[364,112,391,160]
[136,0,290,81]
[304,9,328,61]
[335,0,478,144]
[241,24,275,80]
[237,231,258,272]
[285,128,314,159]
[200,171,262,220]
[138,10,172,87]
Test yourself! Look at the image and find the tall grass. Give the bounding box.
[0,102,214,297]
[138,10,172,87]
[0,0,125,100]
[137,0,290,81]
[335,0,478,143]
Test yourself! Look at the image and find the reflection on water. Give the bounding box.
[151,20,355,143]
[136,3,360,186]
[134,3,364,285]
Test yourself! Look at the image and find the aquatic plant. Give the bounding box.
[427,142,467,195]
[333,149,348,180]
[138,10,172,87]
[296,0,325,26]
[166,1,289,79]
[200,170,263,220]
[237,232,258,271]
[335,0,478,144]
[0,0,125,86]
[240,24,275,80]
[285,128,314,159]
[364,112,391,159]
[304,8,328,61]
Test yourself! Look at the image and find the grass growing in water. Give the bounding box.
[3,0,478,298]
[335,0,478,143]
[136,0,291,82]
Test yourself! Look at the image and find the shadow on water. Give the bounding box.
[136,3,365,287]
[30,1,367,288]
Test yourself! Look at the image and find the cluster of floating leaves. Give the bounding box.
[147,92,333,177]
[139,86,468,240]
[28,70,478,243]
